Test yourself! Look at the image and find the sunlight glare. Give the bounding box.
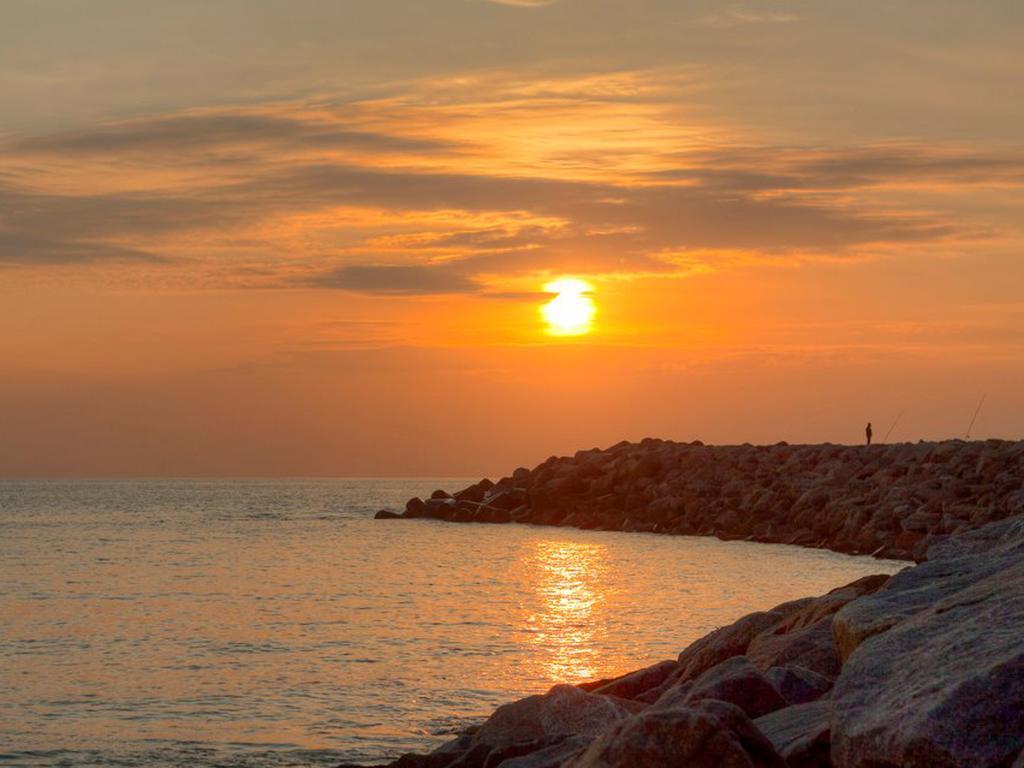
[541,278,596,337]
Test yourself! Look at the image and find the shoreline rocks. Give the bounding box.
[379,439,1024,562]
[350,515,1024,768]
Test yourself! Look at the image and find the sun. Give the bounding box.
[541,278,596,337]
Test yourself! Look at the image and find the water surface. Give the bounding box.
[0,479,904,766]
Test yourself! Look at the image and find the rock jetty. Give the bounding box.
[351,515,1024,768]
[377,439,1024,561]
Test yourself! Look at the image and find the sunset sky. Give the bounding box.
[2,0,1022,476]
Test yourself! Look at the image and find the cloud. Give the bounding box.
[480,0,556,6]
[703,7,800,28]
[0,233,164,265]
[12,110,450,156]
[307,263,479,294]
[0,72,1018,282]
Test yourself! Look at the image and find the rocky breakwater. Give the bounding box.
[377,439,1024,561]
[349,515,1024,767]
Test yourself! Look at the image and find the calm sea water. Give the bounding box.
[0,479,904,767]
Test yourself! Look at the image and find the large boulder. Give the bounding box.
[676,599,812,682]
[405,497,428,518]
[747,616,842,680]
[669,656,787,719]
[494,735,593,768]
[764,665,834,706]
[585,659,678,701]
[565,699,785,768]
[424,497,456,519]
[831,517,1024,767]
[768,574,890,636]
[469,685,639,753]
[754,700,831,768]
[833,516,1024,661]
[454,479,494,504]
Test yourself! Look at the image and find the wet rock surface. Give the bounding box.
[380,439,1024,562]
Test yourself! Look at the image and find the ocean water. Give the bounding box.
[0,479,904,767]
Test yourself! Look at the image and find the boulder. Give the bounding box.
[764,665,833,706]
[469,685,638,753]
[676,600,812,682]
[833,516,1024,661]
[455,479,494,504]
[747,616,842,680]
[669,655,787,719]
[405,497,427,518]
[424,497,456,519]
[494,735,593,768]
[369,742,471,768]
[485,488,529,512]
[769,574,890,636]
[831,517,1024,767]
[586,659,678,701]
[374,509,402,519]
[754,700,831,768]
[565,699,784,768]
[512,467,532,484]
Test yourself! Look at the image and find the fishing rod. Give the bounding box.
[882,410,904,444]
[965,394,987,440]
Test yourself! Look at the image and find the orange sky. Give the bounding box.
[1,1,1022,476]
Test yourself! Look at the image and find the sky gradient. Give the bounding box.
[2,0,1022,476]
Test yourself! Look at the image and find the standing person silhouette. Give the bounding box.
[866,422,873,446]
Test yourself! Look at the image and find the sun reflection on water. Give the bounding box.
[523,539,608,683]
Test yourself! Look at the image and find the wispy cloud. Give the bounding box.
[1,70,1019,292]
[307,263,480,295]
[479,0,556,6]
[703,7,800,28]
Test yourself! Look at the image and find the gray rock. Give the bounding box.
[770,574,890,636]
[747,616,842,680]
[646,679,692,711]
[831,518,1024,767]
[471,685,638,752]
[755,700,831,768]
[493,735,592,767]
[764,665,833,706]
[587,659,677,700]
[677,600,812,682]
[565,699,785,768]
[669,655,787,719]
[833,516,1024,661]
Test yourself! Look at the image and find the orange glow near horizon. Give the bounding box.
[541,278,597,337]
[2,6,1024,477]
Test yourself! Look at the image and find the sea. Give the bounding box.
[0,479,905,767]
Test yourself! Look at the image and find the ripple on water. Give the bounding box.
[0,479,905,766]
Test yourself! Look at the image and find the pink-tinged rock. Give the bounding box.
[565,699,784,768]
[665,655,787,719]
[470,684,640,752]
